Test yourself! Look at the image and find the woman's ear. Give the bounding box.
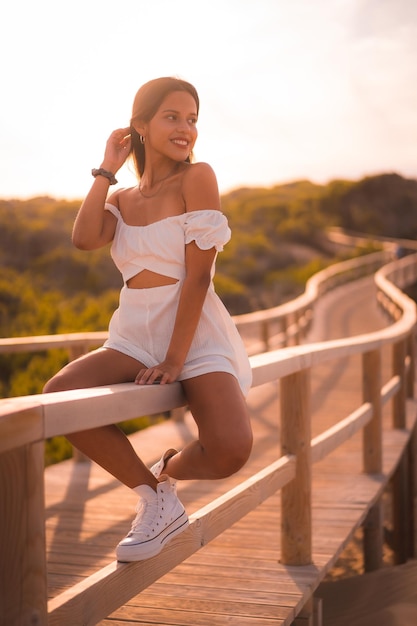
[131,120,146,137]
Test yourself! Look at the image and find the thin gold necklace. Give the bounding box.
[139,165,179,199]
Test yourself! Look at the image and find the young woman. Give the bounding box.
[44,77,253,562]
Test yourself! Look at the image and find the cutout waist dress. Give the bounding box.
[102,205,252,395]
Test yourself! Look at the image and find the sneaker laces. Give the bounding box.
[128,496,159,536]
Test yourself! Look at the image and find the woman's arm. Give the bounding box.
[72,128,131,250]
[136,163,222,385]
[165,241,216,369]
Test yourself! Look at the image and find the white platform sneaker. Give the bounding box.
[116,477,188,562]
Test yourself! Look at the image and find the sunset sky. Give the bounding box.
[1,0,416,199]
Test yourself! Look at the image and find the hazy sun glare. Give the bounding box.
[1,0,416,199]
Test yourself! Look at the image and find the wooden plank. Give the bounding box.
[42,382,187,438]
[105,602,287,625]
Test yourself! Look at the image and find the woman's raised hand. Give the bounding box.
[101,127,132,173]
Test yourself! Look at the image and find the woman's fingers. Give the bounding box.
[135,366,175,385]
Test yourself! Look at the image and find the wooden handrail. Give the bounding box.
[0,250,391,358]
[1,249,416,626]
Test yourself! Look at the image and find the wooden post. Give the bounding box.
[362,349,384,570]
[410,421,417,557]
[362,349,383,474]
[280,368,312,565]
[301,308,313,341]
[293,311,300,346]
[0,443,47,626]
[392,453,409,564]
[392,334,411,562]
[393,339,406,429]
[281,316,288,348]
[406,330,415,399]
[261,320,270,352]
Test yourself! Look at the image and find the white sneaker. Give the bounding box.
[151,448,178,489]
[116,478,188,562]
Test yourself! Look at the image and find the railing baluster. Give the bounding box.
[406,329,415,398]
[0,442,47,625]
[261,319,270,352]
[280,368,312,565]
[393,338,407,428]
[362,349,383,474]
[392,453,410,563]
[362,347,384,571]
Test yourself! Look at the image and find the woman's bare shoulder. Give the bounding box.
[182,162,220,211]
[183,161,216,181]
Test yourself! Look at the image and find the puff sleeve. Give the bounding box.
[184,210,231,251]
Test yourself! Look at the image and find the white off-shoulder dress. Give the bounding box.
[102,205,252,396]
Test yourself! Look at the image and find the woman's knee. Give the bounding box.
[227,430,253,473]
[208,427,253,478]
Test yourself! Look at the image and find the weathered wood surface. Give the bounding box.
[316,559,417,626]
[41,276,417,625]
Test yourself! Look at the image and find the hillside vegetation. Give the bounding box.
[1,172,416,401]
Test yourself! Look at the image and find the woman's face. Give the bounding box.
[143,90,198,162]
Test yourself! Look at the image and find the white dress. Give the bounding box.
[102,204,252,396]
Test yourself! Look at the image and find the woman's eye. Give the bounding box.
[165,114,197,124]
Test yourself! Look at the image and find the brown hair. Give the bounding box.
[130,77,200,177]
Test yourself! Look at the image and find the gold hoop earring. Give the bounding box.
[140,135,145,144]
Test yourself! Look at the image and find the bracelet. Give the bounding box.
[91,168,118,185]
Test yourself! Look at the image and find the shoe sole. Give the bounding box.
[116,510,189,562]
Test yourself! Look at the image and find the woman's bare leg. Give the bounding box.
[163,372,253,480]
[43,348,159,490]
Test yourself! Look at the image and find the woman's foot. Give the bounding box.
[116,477,188,562]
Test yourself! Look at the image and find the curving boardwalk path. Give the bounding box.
[44,275,413,625]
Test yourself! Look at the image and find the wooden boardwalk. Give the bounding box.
[44,276,416,625]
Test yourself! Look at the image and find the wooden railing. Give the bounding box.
[0,249,391,362]
[1,248,416,626]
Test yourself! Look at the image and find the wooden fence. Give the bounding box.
[1,248,416,625]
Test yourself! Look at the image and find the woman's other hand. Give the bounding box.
[135,361,182,386]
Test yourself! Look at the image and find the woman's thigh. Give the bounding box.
[181,372,252,451]
[44,347,146,392]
